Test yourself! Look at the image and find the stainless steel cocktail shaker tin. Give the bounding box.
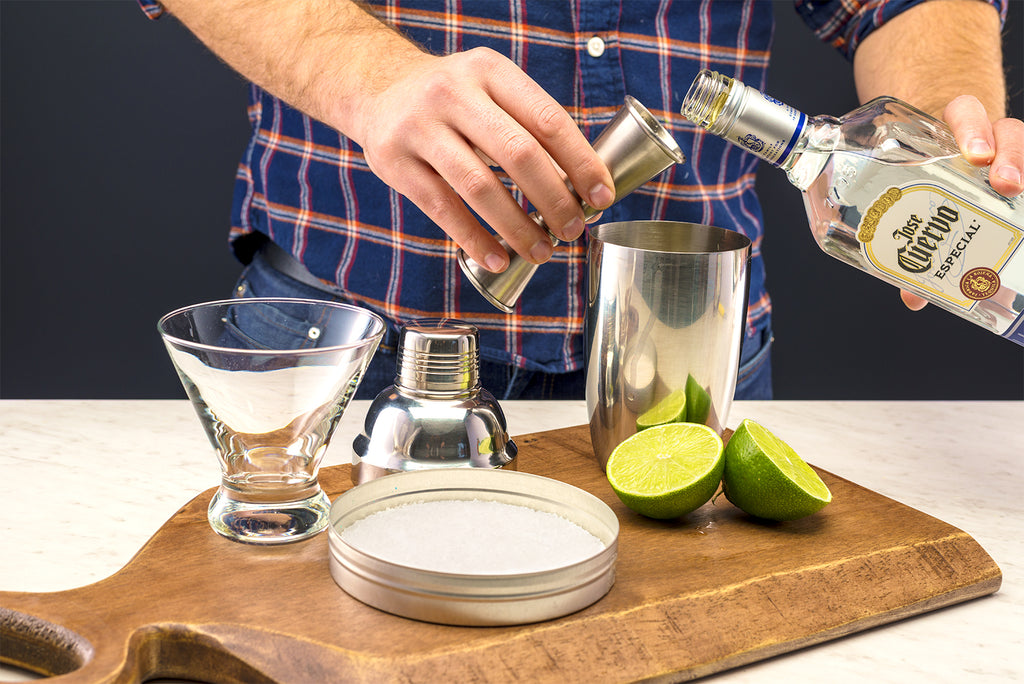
[586,221,751,468]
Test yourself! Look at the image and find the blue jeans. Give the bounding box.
[231,247,773,400]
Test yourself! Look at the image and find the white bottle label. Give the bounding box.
[857,183,1023,311]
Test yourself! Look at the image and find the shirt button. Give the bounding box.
[586,35,605,58]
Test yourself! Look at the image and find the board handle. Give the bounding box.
[1,606,281,682]
[0,607,93,679]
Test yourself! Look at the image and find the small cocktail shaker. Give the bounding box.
[352,319,517,484]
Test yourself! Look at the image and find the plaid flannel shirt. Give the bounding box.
[138,0,1007,373]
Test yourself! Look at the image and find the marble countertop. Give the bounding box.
[1,399,1021,682]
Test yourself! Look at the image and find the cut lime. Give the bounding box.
[636,388,687,430]
[722,419,832,521]
[685,374,711,425]
[606,423,724,519]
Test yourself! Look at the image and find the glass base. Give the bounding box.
[207,487,331,544]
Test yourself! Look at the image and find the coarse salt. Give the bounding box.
[339,499,606,574]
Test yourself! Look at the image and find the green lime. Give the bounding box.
[606,423,724,519]
[722,419,832,521]
[636,388,687,430]
[685,374,711,424]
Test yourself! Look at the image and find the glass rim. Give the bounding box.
[157,297,386,356]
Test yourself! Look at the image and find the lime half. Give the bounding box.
[606,423,724,519]
[636,389,687,430]
[722,419,832,521]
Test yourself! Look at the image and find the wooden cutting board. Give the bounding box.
[1,424,1001,683]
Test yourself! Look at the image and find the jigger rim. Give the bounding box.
[456,249,517,314]
[157,297,386,355]
[623,95,685,164]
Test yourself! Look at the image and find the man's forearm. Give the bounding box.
[157,0,427,142]
[852,0,1006,119]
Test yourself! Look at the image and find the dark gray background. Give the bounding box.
[2,0,1022,399]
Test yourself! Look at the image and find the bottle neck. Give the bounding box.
[682,70,807,168]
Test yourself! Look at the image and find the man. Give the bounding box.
[138,0,1023,399]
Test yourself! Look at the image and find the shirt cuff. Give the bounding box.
[795,0,1008,61]
[137,1,165,20]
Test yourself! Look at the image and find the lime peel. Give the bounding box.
[722,419,831,521]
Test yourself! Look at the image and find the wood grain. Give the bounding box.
[0,424,1001,683]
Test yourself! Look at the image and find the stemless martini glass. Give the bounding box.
[158,298,385,544]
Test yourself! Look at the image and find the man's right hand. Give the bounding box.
[343,47,616,273]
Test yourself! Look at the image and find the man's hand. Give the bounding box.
[346,47,616,273]
[900,95,1024,311]
[852,0,1022,311]
[944,95,1024,197]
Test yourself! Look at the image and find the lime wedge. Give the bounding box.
[606,423,724,519]
[685,374,711,425]
[722,419,832,521]
[636,388,687,431]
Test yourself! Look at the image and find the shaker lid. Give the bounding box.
[397,319,479,393]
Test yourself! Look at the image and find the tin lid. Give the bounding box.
[396,319,479,394]
[327,468,619,626]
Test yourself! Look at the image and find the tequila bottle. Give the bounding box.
[681,69,1024,346]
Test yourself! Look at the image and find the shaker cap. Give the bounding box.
[396,319,479,393]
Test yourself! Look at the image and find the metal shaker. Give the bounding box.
[352,319,517,484]
[585,221,751,469]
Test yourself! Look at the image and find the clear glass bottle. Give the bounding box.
[681,69,1024,346]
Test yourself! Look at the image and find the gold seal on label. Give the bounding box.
[960,267,1000,301]
[857,187,902,243]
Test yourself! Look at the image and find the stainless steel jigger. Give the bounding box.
[352,319,517,484]
[457,96,685,313]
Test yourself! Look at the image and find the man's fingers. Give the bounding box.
[427,129,557,264]
[357,48,613,263]
[900,290,929,311]
[944,95,996,165]
[477,53,615,217]
[468,106,587,242]
[943,95,1023,197]
[395,160,510,273]
[988,116,1024,196]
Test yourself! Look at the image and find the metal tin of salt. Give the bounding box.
[327,468,619,626]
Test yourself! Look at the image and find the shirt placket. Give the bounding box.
[577,0,624,137]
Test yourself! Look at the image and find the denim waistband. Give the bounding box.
[255,238,349,297]
[243,236,773,399]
